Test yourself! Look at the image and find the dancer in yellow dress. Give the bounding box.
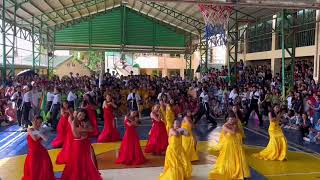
[181,116,199,161]
[232,105,245,140]
[159,120,192,180]
[209,111,251,180]
[253,105,288,161]
[166,99,175,133]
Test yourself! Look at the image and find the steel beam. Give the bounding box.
[29,1,58,24]
[44,0,67,22]
[144,0,320,9]
[57,0,76,20]
[72,0,83,18]
[141,1,204,29]
[39,0,105,24]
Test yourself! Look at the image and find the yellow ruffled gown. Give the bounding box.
[253,119,288,161]
[208,132,251,180]
[181,121,199,161]
[159,135,192,180]
[209,120,244,153]
[165,105,175,133]
[160,105,166,126]
[238,119,245,139]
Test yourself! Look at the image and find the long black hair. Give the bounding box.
[76,108,89,122]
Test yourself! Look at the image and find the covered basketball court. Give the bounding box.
[1,1,318,89]
[0,0,320,180]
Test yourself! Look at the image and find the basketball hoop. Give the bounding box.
[198,4,233,46]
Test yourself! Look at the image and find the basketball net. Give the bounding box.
[198,4,233,46]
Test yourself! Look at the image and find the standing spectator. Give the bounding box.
[11,85,23,127]
[67,87,77,110]
[127,88,141,112]
[194,87,217,127]
[21,85,33,131]
[50,87,61,130]
[245,85,262,126]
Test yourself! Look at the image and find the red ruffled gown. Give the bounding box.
[61,137,102,180]
[51,113,69,148]
[22,135,55,180]
[97,105,121,142]
[56,120,73,164]
[85,105,99,137]
[115,118,146,165]
[144,118,168,154]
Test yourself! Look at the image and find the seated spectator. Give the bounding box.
[299,112,311,138]
[5,101,17,122]
[304,119,320,143]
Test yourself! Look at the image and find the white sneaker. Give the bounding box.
[303,137,310,142]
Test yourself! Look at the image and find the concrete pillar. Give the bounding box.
[180,68,184,79]
[271,14,278,76]
[314,10,320,82]
[271,58,281,76]
[162,68,168,77]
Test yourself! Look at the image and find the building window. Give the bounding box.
[72,63,75,67]
[67,63,70,67]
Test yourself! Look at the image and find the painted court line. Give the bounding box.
[265,171,320,177]
[0,132,26,153]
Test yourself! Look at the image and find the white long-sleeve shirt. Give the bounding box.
[67,91,77,102]
[47,92,54,102]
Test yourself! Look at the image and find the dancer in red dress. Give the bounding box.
[82,94,99,137]
[22,116,55,180]
[51,101,71,148]
[98,94,121,142]
[116,111,146,165]
[61,109,102,180]
[145,104,168,155]
[56,110,74,164]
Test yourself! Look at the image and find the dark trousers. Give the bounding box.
[17,108,22,126]
[46,101,52,113]
[300,126,310,138]
[68,101,75,110]
[22,102,32,128]
[245,104,262,125]
[51,103,60,129]
[195,103,217,126]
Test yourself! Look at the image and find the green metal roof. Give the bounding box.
[55,6,187,52]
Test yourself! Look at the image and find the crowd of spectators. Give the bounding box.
[0,59,319,144]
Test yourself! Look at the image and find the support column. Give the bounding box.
[185,33,193,80]
[180,68,184,79]
[2,0,6,82]
[280,10,296,97]
[271,58,281,75]
[281,10,286,97]
[199,30,208,77]
[314,10,320,83]
[47,27,55,79]
[162,69,168,77]
[227,10,239,85]
[271,15,278,76]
